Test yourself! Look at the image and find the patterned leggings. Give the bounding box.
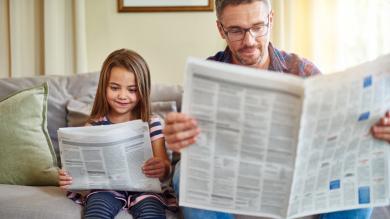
[84,192,166,219]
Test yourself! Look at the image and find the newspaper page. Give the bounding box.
[58,120,161,192]
[288,55,390,218]
[180,58,305,218]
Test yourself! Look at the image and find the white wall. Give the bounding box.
[85,0,225,85]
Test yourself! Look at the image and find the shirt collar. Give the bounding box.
[267,42,288,72]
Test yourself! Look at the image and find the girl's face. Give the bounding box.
[106,67,139,121]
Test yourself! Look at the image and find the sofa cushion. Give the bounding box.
[0,83,58,186]
[66,96,94,127]
[0,72,100,164]
[151,84,183,112]
[151,101,178,123]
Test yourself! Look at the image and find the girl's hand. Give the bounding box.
[58,169,72,190]
[142,157,168,179]
[372,111,390,143]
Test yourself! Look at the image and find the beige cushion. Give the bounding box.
[0,83,58,186]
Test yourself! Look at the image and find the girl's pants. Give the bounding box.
[84,191,166,219]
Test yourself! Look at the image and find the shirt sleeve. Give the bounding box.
[149,116,164,142]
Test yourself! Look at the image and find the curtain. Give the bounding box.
[271,0,314,64]
[271,0,390,73]
[0,0,87,78]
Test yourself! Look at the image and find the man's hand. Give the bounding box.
[58,169,72,190]
[142,157,167,179]
[163,112,200,152]
[372,111,390,143]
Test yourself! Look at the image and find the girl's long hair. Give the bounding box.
[89,49,151,122]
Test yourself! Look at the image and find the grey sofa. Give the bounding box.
[0,72,181,219]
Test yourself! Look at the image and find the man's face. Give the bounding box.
[217,1,273,68]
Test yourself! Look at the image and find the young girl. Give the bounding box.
[58,49,176,219]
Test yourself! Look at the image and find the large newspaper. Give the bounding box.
[58,120,161,192]
[179,55,390,219]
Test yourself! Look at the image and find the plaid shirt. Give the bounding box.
[207,43,321,77]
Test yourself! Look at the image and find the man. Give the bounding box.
[163,0,389,218]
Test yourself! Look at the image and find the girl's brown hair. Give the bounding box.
[89,49,151,122]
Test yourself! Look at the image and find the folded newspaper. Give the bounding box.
[180,55,390,219]
[58,120,161,192]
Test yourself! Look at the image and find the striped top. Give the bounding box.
[149,116,164,141]
[66,115,177,211]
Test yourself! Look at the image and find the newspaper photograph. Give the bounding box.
[179,56,390,219]
[58,120,161,192]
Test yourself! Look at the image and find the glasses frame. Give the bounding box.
[219,14,270,42]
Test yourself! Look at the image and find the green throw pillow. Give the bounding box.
[0,83,59,186]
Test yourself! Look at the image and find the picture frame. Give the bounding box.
[118,0,214,12]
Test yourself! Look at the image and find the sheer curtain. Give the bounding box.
[0,0,87,78]
[271,0,390,73]
[312,0,390,73]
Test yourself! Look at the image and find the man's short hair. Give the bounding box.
[215,0,271,19]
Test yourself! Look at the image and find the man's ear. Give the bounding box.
[216,20,226,39]
[269,10,274,31]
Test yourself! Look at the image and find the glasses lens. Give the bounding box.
[228,32,243,41]
[224,24,268,41]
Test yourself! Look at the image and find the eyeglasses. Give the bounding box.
[219,19,269,42]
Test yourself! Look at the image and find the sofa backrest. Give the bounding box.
[0,72,183,164]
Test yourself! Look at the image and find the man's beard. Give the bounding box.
[235,45,264,66]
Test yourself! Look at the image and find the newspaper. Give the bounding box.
[58,120,161,192]
[179,55,390,219]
